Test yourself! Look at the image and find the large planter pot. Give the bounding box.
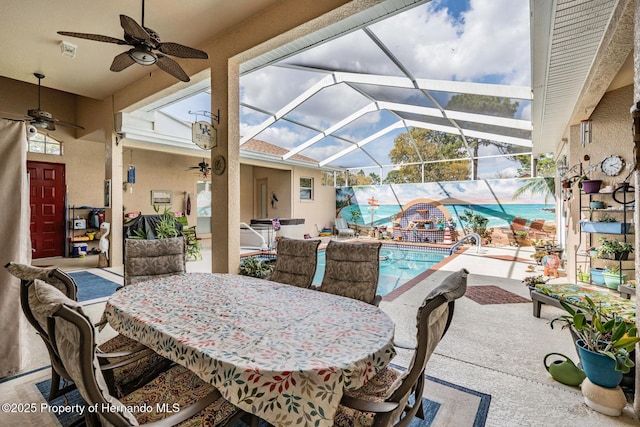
[600,251,630,261]
[589,268,606,286]
[580,221,631,234]
[582,180,602,194]
[602,272,626,290]
[576,339,623,388]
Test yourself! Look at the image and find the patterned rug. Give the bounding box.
[1,366,491,427]
[465,285,531,305]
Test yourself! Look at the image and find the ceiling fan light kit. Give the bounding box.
[57,1,209,82]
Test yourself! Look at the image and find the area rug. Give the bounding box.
[2,366,490,427]
[465,285,531,305]
[68,270,122,304]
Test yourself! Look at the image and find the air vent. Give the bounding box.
[59,41,77,58]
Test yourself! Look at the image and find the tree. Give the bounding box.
[512,177,555,205]
[445,94,524,180]
[386,128,469,183]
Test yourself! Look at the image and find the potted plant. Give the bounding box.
[522,275,548,288]
[602,265,627,290]
[551,297,640,389]
[596,237,633,260]
[577,266,590,282]
[580,214,631,234]
[239,256,274,279]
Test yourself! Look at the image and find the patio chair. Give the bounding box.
[269,237,321,288]
[527,219,551,239]
[124,236,186,286]
[5,262,172,400]
[335,217,356,238]
[334,268,468,427]
[318,240,382,305]
[34,278,245,427]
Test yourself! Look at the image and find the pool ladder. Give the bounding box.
[449,233,482,255]
[240,222,270,250]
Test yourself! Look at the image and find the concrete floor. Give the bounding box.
[22,240,640,425]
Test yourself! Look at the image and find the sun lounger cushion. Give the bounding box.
[533,283,635,322]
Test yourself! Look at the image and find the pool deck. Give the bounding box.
[29,238,640,425]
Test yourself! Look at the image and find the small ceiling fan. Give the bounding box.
[2,73,84,131]
[57,0,208,82]
[186,159,211,177]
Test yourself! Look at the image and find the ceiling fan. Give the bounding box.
[186,159,211,177]
[1,73,84,131]
[57,0,208,82]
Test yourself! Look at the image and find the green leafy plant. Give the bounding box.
[551,297,640,373]
[596,237,634,259]
[153,205,180,239]
[458,209,490,240]
[239,256,274,279]
[350,209,362,235]
[522,275,548,287]
[597,213,618,223]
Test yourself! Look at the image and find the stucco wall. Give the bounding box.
[565,84,634,279]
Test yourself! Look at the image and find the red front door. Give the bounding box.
[28,161,66,258]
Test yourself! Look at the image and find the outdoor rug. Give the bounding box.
[2,366,491,427]
[68,270,122,304]
[465,285,531,305]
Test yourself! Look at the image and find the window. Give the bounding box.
[28,132,63,155]
[300,177,313,200]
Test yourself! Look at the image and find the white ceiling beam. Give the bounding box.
[282,103,377,160]
[378,101,532,130]
[414,78,532,100]
[239,74,337,145]
[319,122,404,166]
[404,120,532,148]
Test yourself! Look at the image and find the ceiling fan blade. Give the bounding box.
[110,52,136,72]
[156,55,190,82]
[120,14,150,42]
[57,31,126,45]
[158,42,208,59]
[53,119,85,130]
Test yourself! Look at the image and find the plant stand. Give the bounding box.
[581,378,627,417]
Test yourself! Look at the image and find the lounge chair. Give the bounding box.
[500,216,529,235]
[335,217,355,238]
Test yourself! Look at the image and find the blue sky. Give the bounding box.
[166,0,532,179]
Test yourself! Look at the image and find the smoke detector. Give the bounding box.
[59,41,77,58]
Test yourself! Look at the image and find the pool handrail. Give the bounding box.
[240,222,269,250]
[449,233,482,255]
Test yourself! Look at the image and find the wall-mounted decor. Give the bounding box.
[104,179,111,208]
[151,190,172,205]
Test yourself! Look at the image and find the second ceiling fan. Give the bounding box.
[58,0,208,82]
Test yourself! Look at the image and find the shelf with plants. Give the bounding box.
[575,186,634,288]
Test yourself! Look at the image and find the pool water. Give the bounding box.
[311,246,447,297]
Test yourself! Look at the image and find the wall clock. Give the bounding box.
[213,155,226,175]
[600,155,624,176]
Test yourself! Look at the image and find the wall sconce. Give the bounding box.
[580,120,591,147]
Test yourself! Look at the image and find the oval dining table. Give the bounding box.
[103,272,397,427]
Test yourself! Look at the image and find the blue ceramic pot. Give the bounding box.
[576,339,622,388]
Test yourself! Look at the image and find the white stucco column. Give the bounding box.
[633,0,640,415]
[104,96,123,267]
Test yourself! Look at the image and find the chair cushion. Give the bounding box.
[334,367,401,427]
[32,279,138,425]
[120,364,239,426]
[270,238,320,288]
[125,237,186,286]
[320,241,381,304]
[98,333,173,397]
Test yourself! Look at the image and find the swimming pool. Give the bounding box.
[311,246,447,297]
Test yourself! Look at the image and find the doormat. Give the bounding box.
[68,270,121,304]
[465,285,531,305]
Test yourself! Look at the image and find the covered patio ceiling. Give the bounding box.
[120,0,628,179]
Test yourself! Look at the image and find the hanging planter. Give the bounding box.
[581,179,602,194]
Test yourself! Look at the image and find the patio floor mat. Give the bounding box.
[465,285,531,305]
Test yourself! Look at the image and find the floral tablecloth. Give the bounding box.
[104,273,396,427]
